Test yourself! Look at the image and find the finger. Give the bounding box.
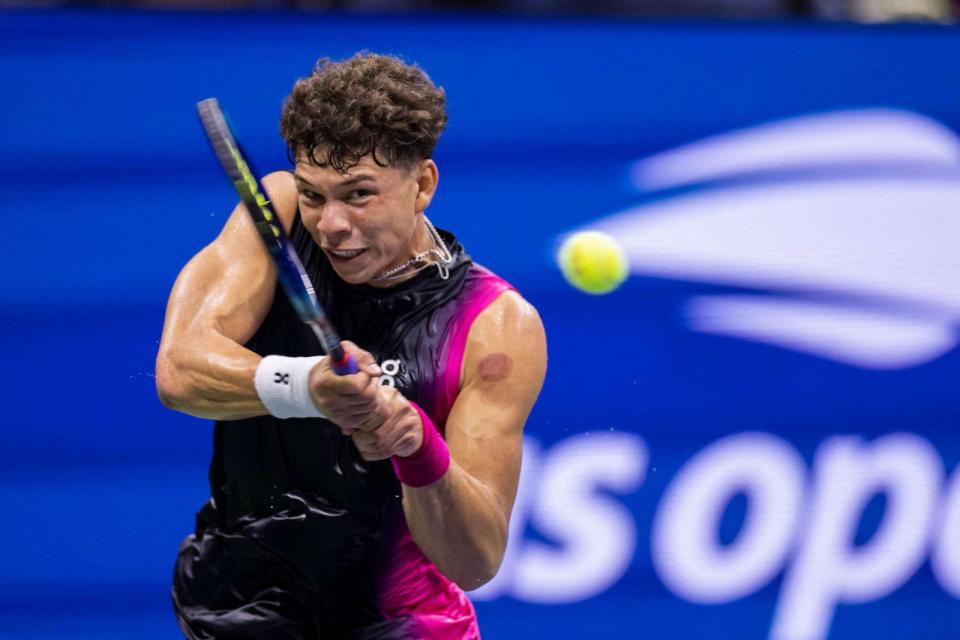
[338,391,383,411]
[392,433,421,458]
[358,449,389,462]
[379,423,411,457]
[356,385,405,432]
[328,391,380,410]
[334,398,383,431]
[322,371,374,396]
[330,409,380,432]
[352,431,390,461]
[318,378,400,430]
[340,341,382,377]
[354,408,388,433]
[385,406,423,457]
[331,414,364,431]
[339,402,382,418]
[355,375,381,404]
[357,356,382,378]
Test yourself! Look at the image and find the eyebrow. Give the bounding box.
[293,173,377,190]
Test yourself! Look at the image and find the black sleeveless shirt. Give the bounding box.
[173,211,510,639]
[209,223,472,527]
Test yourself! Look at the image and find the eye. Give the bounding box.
[300,189,324,204]
[348,189,374,201]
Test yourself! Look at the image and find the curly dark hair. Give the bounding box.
[280,52,447,173]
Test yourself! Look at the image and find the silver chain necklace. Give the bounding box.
[371,216,454,282]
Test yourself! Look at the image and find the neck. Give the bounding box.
[410,216,435,258]
[369,216,450,288]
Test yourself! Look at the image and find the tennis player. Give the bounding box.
[156,53,547,639]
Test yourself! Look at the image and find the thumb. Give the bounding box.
[340,340,381,377]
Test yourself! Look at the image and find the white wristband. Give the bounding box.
[254,355,327,419]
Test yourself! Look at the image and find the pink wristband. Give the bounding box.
[392,402,450,488]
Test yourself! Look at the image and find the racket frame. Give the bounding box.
[196,98,356,375]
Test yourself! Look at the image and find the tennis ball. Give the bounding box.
[557,230,628,294]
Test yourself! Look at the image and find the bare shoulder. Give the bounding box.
[210,170,298,249]
[261,170,299,231]
[471,290,544,344]
[462,290,547,392]
[161,169,300,347]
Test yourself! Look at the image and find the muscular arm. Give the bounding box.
[402,291,547,590]
[155,171,298,420]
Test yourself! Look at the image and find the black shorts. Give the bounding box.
[172,498,413,640]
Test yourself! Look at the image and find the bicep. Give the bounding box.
[160,171,297,348]
[161,206,276,350]
[443,292,548,510]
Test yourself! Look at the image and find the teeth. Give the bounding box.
[330,249,364,258]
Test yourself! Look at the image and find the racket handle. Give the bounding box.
[331,351,358,376]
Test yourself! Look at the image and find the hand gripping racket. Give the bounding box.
[196,98,357,375]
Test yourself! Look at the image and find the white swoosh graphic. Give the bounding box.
[580,110,960,369]
[631,109,960,190]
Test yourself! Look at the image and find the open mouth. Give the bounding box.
[325,248,368,263]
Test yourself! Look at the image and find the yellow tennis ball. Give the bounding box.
[557,231,628,294]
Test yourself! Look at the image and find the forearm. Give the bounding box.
[156,330,267,420]
[402,460,509,591]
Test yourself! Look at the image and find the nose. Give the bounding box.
[316,203,352,245]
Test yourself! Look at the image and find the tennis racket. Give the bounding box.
[196,97,357,375]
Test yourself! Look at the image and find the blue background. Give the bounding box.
[1,10,958,639]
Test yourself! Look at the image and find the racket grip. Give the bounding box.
[331,351,358,375]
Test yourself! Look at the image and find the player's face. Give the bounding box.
[294,153,437,287]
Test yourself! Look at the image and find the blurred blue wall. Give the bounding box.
[1,10,959,639]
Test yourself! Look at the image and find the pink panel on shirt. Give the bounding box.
[378,528,482,640]
[434,267,514,427]
[378,266,513,640]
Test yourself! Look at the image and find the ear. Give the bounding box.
[413,159,439,214]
